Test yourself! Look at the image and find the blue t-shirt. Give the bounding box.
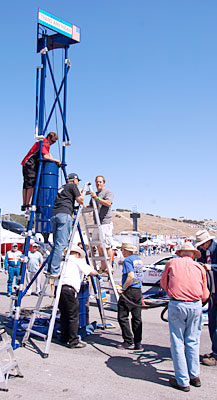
[122,255,143,288]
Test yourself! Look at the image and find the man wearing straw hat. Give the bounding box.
[58,244,98,349]
[117,242,143,350]
[161,242,209,392]
[195,229,217,366]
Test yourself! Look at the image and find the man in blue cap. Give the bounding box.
[46,173,83,276]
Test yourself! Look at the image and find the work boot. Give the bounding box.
[190,377,201,387]
[169,377,190,392]
[67,341,86,349]
[134,343,143,350]
[202,356,217,366]
[117,342,134,350]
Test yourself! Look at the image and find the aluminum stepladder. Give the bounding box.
[0,327,23,392]
[21,182,93,357]
[82,183,119,328]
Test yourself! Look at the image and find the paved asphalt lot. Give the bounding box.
[0,254,216,400]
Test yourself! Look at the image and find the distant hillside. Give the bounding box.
[3,211,217,239]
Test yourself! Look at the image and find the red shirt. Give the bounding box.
[160,256,209,302]
[21,138,50,166]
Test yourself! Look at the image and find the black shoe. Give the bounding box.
[67,341,86,349]
[169,377,190,392]
[190,377,201,387]
[134,343,143,350]
[117,342,134,350]
[21,205,26,211]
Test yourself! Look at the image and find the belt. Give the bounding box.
[170,298,200,302]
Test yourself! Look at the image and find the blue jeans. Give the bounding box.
[168,300,202,387]
[47,213,72,274]
[7,266,20,294]
[208,294,217,358]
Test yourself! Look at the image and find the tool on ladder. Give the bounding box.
[0,327,23,392]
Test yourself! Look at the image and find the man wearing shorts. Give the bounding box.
[21,132,61,211]
[89,176,113,272]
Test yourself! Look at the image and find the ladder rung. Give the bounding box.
[82,208,94,213]
[26,328,47,339]
[86,224,98,229]
[102,286,116,290]
[102,301,118,306]
[92,256,109,261]
[39,292,54,298]
[33,310,51,318]
[90,241,101,246]
[2,361,18,375]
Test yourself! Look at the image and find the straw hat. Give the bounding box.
[121,242,137,252]
[195,230,215,248]
[69,244,85,258]
[175,242,201,259]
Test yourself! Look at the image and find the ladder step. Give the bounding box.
[90,241,101,246]
[26,328,47,339]
[92,256,109,261]
[1,361,18,375]
[33,310,52,318]
[39,292,54,298]
[102,301,118,306]
[82,208,94,213]
[86,224,98,229]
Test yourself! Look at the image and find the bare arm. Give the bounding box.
[43,153,61,165]
[89,191,112,208]
[75,195,84,205]
[118,271,134,294]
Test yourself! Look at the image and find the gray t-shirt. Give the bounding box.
[94,189,113,224]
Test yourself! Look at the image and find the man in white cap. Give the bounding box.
[58,244,98,348]
[46,173,83,276]
[195,229,217,366]
[117,242,143,350]
[26,243,43,296]
[161,242,209,392]
[4,243,22,297]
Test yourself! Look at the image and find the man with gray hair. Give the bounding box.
[117,242,143,350]
[161,242,209,392]
[195,230,217,366]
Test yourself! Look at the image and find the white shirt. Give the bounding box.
[62,255,93,293]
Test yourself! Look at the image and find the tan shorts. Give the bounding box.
[92,223,113,249]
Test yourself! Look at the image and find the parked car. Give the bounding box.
[142,255,174,285]
[1,220,26,235]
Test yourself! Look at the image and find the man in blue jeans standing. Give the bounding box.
[46,173,83,276]
[161,242,209,392]
[4,243,22,296]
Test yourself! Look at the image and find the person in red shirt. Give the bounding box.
[21,132,61,211]
[160,242,209,392]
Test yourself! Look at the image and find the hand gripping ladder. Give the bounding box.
[82,183,119,328]
[0,327,23,391]
[22,182,91,357]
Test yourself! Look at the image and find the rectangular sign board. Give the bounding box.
[38,9,80,42]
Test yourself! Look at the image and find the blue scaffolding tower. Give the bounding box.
[11,9,84,349]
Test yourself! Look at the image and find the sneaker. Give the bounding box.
[117,342,134,350]
[202,356,217,366]
[134,343,143,350]
[169,377,190,392]
[68,341,86,349]
[190,377,201,387]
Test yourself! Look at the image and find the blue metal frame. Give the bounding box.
[11,16,104,350]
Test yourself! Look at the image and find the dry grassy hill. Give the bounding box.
[6,212,217,239]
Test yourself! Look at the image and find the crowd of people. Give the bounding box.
[2,134,216,390]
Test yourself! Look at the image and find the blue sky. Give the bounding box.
[1,1,217,220]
